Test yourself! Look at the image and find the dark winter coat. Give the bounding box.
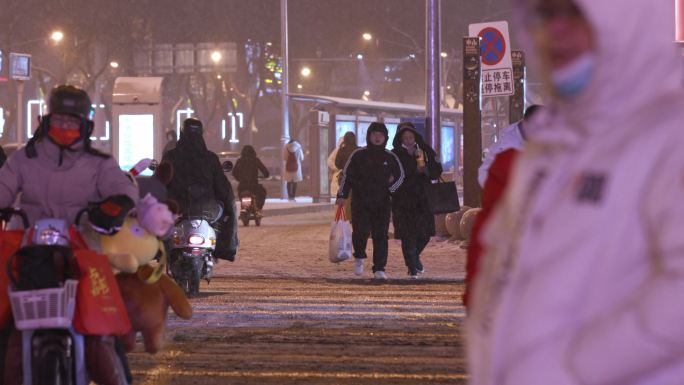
[391,126,442,240]
[162,131,235,213]
[334,133,358,170]
[232,146,269,191]
[337,124,404,207]
[162,130,238,259]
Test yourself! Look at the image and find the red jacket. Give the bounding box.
[464,149,518,309]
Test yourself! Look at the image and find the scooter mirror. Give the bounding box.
[222,160,233,173]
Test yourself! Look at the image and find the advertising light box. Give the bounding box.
[335,121,355,144]
[118,114,154,175]
[441,126,456,173]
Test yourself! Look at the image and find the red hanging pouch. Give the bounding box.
[0,209,28,328]
[70,228,131,335]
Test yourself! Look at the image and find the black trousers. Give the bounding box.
[401,236,430,275]
[352,203,391,272]
[286,182,298,199]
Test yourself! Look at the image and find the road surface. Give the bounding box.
[129,211,468,384]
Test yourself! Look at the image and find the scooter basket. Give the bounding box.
[8,279,78,330]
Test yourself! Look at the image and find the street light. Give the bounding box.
[440,52,448,58]
[362,33,373,41]
[109,61,119,69]
[210,50,222,64]
[50,30,64,44]
[300,66,311,77]
[356,53,364,60]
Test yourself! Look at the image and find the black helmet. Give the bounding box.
[182,118,203,136]
[48,85,92,119]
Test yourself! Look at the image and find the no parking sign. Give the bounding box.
[468,21,514,97]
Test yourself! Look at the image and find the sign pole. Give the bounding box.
[425,0,441,153]
[16,81,24,145]
[509,50,526,123]
[462,37,482,208]
[280,0,291,200]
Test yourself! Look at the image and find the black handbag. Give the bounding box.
[425,178,461,214]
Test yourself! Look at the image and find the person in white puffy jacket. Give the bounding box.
[478,105,541,187]
[466,0,684,385]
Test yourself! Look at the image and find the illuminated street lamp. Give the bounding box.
[297,84,303,90]
[362,32,373,41]
[300,66,311,77]
[356,53,364,60]
[109,61,119,69]
[363,90,370,97]
[440,52,448,58]
[50,30,64,44]
[210,50,222,64]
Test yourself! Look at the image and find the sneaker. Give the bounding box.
[373,271,388,280]
[409,274,419,280]
[417,268,425,275]
[354,258,364,276]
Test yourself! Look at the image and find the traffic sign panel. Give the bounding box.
[479,27,507,66]
[468,21,514,97]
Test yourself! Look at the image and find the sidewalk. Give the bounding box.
[261,196,335,217]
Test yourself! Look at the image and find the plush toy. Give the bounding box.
[116,265,192,353]
[99,215,160,274]
[99,193,174,274]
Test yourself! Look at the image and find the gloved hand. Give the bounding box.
[88,195,135,235]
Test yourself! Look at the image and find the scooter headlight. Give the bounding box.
[40,228,63,245]
[188,234,205,245]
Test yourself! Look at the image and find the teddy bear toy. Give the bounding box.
[117,265,192,353]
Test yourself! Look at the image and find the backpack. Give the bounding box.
[286,150,298,172]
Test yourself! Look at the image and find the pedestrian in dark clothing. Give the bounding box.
[391,122,442,279]
[334,131,358,170]
[337,122,404,279]
[162,129,177,156]
[232,145,269,211]
[162,118,238,261]
[0,145,6,168]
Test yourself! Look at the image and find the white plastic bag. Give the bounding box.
[329,206,352,263]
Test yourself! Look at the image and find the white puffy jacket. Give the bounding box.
[467,0,684,384]
[478,121,525,187]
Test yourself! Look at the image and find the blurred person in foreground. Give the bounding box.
[467,0,684,384]
[477,105,542,187]
[465,105,543,308]
[390,122,442,279]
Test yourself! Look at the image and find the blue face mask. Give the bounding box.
[551,53,596,99]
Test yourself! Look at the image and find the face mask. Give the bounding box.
[550,52,596,99]
[48,126,82,147]
[402,143,417,153]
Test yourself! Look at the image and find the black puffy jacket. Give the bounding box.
[337,125,404,207]
[162,131,235,216]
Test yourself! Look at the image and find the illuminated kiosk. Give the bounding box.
[112,77,164,174]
